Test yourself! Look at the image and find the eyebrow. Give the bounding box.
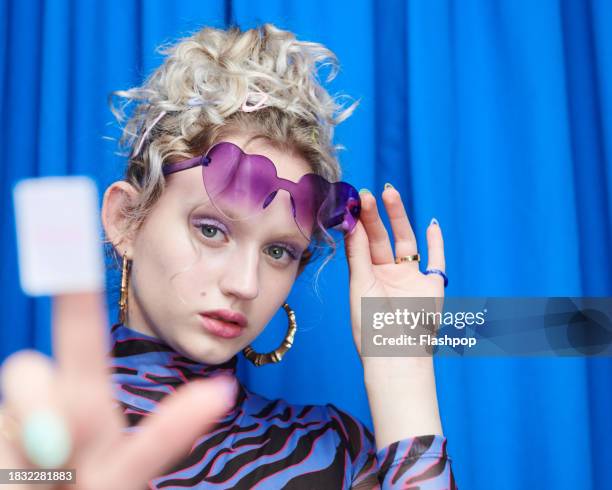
[271,231,309,244]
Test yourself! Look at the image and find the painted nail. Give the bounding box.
[21,409,72,468]
[430,217,439,226]
[384,182,394,190]
[359,188,372,195]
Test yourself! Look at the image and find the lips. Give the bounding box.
[200,309,247,328]
[199,314,246,339]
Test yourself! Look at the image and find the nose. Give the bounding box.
[218,247,260,301]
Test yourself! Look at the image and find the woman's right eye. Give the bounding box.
[193,218,228,242]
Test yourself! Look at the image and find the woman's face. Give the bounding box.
[102,133,313,364]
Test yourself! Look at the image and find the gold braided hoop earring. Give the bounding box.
[242,303,297,367]
[117,251,130,327]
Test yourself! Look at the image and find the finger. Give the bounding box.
[52,292,110,384]
[0,404,27,470]
[381,185,418,266]
[1,354,62,490]
[359,189,395,265]
[0,405,57,490]
[0,350,71,468]
[52,292,119,443]
[0,406,44,490]
[102,375,239,489]
[426,218,446,273]
[344,219,374,283]
[0,414,33,490]
[55,368,123,454]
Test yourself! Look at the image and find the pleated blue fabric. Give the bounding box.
[2,1,611,488]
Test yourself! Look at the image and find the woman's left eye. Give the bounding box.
[266,245,298,262]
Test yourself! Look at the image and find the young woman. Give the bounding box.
[0,23,456,489]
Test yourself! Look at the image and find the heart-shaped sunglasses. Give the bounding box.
[162,141,361,245]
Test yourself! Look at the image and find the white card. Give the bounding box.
[13,176,106,296]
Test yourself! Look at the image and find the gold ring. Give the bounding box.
[395,254,420,264]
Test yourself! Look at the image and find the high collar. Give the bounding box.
[109,323,238,378]
[108,323,244,414]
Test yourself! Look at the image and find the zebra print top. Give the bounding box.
[109,323,457,489]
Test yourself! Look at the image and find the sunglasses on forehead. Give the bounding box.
[162,141,361,244]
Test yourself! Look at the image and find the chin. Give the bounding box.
[178,333,242,365]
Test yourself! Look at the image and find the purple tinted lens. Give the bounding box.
[203,143,276,220]
[295,175,361,234]
[202,143,241,197]
[323,182,361,232]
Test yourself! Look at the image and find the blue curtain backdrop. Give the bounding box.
[1,1,611,488]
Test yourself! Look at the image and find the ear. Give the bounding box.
[101,181,139,259]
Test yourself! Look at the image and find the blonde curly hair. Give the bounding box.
[107,22,359,286]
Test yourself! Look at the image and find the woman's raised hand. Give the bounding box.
[344,185,446,359]
[0,292,237,490]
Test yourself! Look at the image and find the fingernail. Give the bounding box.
[21,409,72,468]
[384,182,394,190]
[359,188,371,195]
[430,217,439,226]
